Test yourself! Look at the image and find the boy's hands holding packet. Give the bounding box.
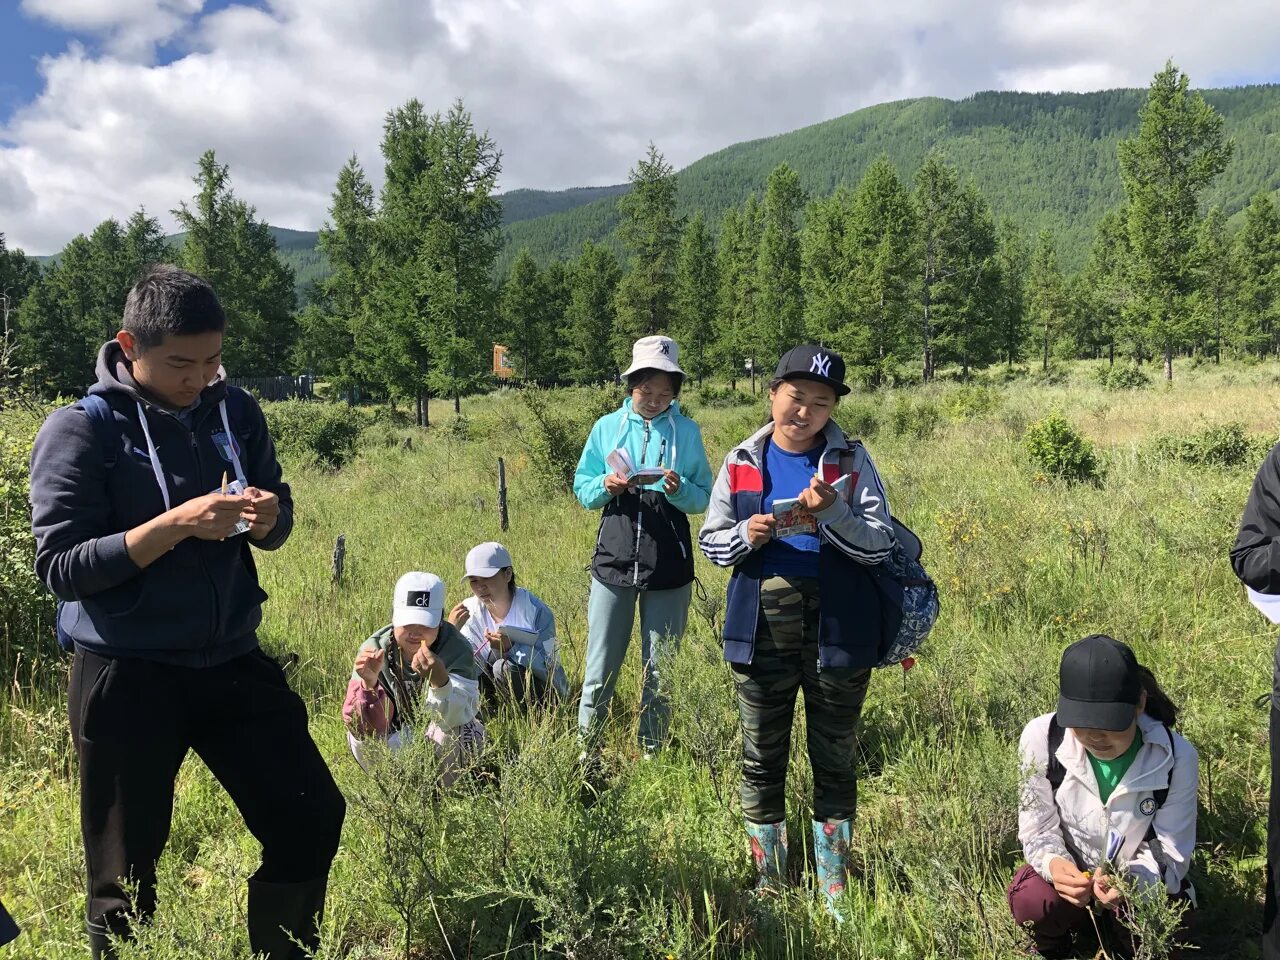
[603,472,636,497]
[180,492,254,540]
[239,487,280,540]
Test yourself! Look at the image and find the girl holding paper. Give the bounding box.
[448,541,569,708]
[572,336,714,758]
[698,344,895,916]
[1010,635,1197,959]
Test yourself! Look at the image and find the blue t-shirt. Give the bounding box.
[760,437,823,578]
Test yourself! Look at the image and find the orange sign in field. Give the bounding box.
[493,344,513,378]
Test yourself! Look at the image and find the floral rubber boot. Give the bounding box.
[744,819,787,891]
[812,818,851,918]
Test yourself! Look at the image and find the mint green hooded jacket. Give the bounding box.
[573,398,713,590]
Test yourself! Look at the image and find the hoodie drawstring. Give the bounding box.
[135,399,247,513]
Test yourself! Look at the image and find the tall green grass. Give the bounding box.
[1,362,1275,958]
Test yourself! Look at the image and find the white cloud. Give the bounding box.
[21,0,205,60]
[2,0,1279,253]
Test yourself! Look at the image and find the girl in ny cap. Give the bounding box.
[1010,634,1198,959]
[573,335,714,756]
[698,344,896,917]
[448,541,569,709]
[342,571,485,781]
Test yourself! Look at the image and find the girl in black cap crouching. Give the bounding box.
[1010,634,1198,958]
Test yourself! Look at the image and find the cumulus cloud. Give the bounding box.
[2,0,1278,253]
[21,0,205,60]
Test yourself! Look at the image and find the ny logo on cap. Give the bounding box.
[810,353,832,377]
[406,590,431,608]
[659,341,671,356]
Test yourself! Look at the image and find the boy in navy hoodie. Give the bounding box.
[29,265,345,960]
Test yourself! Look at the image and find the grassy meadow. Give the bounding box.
[2,361,1278,959]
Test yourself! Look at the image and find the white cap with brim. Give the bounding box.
[622,335,684,377]
[392,571,444,628]
[465,542,513,578]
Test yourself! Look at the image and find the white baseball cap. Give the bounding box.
[465,542,513,578]
[622,335,684,377]
[392,572,444,628]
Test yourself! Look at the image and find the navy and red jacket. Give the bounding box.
[698,421,898,668]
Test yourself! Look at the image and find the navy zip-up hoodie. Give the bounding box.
[29,341,293,667]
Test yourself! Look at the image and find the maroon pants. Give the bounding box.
[1008,864,1092,955]
[1007,864,1195,959]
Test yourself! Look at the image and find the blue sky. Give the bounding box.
[3,0,1280,254]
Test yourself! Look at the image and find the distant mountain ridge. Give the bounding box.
[32,85,1280,283]
[499,85,1280,273]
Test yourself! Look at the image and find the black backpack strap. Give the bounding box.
[1144,728,1175,842]
[1046,713,1066,795]
[79,394,118,470]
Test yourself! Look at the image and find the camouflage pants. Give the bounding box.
[732,575,871,824]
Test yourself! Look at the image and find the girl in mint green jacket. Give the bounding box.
[572,336,713,754]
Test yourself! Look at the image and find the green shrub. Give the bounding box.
[0,417,52,663]
[1024,412,1102,483]
[941,384,1001,423]
[838,395,881,439]
[521,387,616,492]
[1029,364,1069,386]
[1096,362,1151,391]
[1153,422,1269,468]
[888,395,942,439]
[261,400,365,468]
[690,384,754,409]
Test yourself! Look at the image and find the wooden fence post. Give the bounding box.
[498,458,509,531]
[332,534,346,584]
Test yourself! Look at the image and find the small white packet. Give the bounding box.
[211,478,253,536]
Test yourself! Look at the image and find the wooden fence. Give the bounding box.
[229,376,315,401]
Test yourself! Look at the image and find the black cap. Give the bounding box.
[1057,635,1141,732]
[773,344,850,396]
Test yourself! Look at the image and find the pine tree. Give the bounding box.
[565,241,621,384]
[673,212,718,384]
[1192,205,1238,362]
[501,248,548,381]
[303,156,377,398]
[992,218,1030,367]
[1117,61,1234,380]
[173,151,297,376]
[1026,230,1068,371]
[614,144,680,360]
[800,186,856,359]
[1078,207,1136,365]
[1235,192,1280,356]
[848,159,919,383]
[417,100,503,414]
[913,152,971,381]
[936,180,1000,378]
[755,163,807,370]
[715,198,764,389]
[370,100,436,423]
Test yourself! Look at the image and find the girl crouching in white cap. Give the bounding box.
[342,571,485,781]
[448,541,569,709]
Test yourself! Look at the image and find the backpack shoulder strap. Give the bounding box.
[79,394,119,470]
[1144,726,1176,842]
[1046,713,1067,796]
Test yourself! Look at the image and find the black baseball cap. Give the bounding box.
[1057,634,1142,731]
[773,344,850,396]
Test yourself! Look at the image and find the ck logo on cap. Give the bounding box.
[659,341,671,355]
[406,590,432,608]
[810,352,832,377]
[1139,797,1157,816]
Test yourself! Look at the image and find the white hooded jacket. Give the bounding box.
[1017,712,1197,896]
